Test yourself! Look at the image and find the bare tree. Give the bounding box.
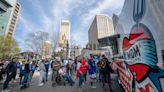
[25,31,49,56]
[50,31,58,58]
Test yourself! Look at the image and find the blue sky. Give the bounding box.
[15,0,125,51]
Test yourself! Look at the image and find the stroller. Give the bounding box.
[52,68,66,87]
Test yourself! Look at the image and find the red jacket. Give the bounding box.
[81,59,89,74]
[76,59,89,79]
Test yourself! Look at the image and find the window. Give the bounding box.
[9,28,13,32]
[112,40,119,55]
[11,21,15,25]
[2,26,4,29]
[8,32,13,36]
[94,44,97,50]
[12,18,16,22]
[13,15,17,19]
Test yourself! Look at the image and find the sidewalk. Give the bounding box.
[0,72,124,92]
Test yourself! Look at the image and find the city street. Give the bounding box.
[1,0,164,92]
[0,72,124,92]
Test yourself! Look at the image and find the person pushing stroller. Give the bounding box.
[58,66,75,86]
[51,60,61,87]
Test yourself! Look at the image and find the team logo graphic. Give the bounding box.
[122,0,164,92]
[100,59,106,68]
[123,23,157,82]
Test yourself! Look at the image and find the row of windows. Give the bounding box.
[13,14,17,19]
[12,17,16,22]
[11,21,15,25]
[10,24,15,29]
[14,11,18,16]
[9,28,13,32]
[7,32,13,37]
[89,44,99,50]
[16,5,20,11]
[15,8,19,14]
[16,3,20,7]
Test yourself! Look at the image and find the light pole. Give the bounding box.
[73,46,79,60]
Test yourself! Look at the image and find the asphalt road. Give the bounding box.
[0,72,124,92]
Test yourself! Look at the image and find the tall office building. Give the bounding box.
[0,0,20,38]
[112,14,119,30]
[58,20,71,48]
[88,14,114,50]
[57,20,71,58]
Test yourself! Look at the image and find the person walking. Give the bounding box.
[38,60,46,86]
[98,55,112,91]
[88,55,97,88]
[20,60,31,89]
[76,60,83,91]
[0,60,5,81]
[2,58,17,92]
[81,57,89,84]
[51,60,60,86]
[28,61,37,85]
[58,66,74,86]
[44,59,49,81]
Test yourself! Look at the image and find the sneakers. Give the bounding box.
[82,83,85,86]
[91,86,97,89]
[1,89,10,92]
[38,83,44,86]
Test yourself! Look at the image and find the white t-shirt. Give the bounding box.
[77,62,81,70]
[58,68,66,75]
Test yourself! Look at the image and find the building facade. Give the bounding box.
[98,0,164,92]
[70,45,82,60]
[88,14,114,50]
[58,20,71,58]
[112,14,119,30]
[58,20,71,48]
[42,41,52,59]
[0,0,12,13]
[0,0,20,38]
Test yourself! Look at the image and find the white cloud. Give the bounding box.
[81,0,125,26]
[16,0,125,50]
[71,0,125,47]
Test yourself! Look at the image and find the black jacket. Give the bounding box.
[24,63,31,73]
[6,62,17,74]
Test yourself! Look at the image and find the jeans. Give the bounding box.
[45,71,48,81]
[51,70,54,81]
[22,72,29,86]
[83,73,87,82]
[78,73,83,87]
[51,70,58,81]
[39,70,46,85]
[28,71,34,85]
[3,72,16,89]
[64,73,74,85]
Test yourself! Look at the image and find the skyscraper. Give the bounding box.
[88,14,114,50]
[58,20,71,48]
[0,0,20,38]
[57,20,71,58]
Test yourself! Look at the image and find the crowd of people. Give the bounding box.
[75,55,113,91]
[0,54,114,92]
[0,58,38,92]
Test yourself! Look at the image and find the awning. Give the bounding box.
[98,34,120,47]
